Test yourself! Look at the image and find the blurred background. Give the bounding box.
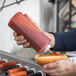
[0,0,76,59]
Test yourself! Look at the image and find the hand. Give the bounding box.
[13,32,55,49]
[13,32,30,48]
[42,60,75,76]
[72,0,76,8]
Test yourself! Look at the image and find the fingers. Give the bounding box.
[16,38,30,48]
[42,63,58,76]
[17,39,27,45]
[13,32,31,48]
[15,36,25,41]
[13,32,18,37]
[23,42,30,48]
[43,63,58,70]
[13,32,25,41]
[42,68,56,76]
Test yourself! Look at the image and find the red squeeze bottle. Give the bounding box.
[8,12,51,53]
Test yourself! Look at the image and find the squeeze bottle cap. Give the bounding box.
[43,44,51,53]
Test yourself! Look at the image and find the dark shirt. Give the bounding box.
[53,29,76,51]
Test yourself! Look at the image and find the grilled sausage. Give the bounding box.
[0,62,16,68]
[8,71,27,76]
[7,67,26,74]
[0,60,5,64]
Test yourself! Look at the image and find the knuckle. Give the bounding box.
[23,44,26,48]
[24,39,27,43]
[15,37,18,41]
[20,36,24,40]
[16,36,23,41]
[27,42,30,45]
[17,41,20,45]
[27,44,30,47]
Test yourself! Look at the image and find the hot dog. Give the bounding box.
[7,67,26,74]
[0,60,5,64]
[35,54,68,66]
[8,71,27,76]
[0,62,16,69]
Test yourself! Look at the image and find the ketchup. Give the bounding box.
[39,53,65,57]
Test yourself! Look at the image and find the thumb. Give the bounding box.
[43,63,57,70]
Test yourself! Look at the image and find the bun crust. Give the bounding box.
[35,54,68,66]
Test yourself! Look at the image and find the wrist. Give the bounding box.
[44,32,55,48]
[49,33,55,48]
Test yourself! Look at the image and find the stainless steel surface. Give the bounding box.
[0,50,46,76]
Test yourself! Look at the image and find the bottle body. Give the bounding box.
[8,12,51,53]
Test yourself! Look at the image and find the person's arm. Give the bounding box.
[51,29,76,51]
[13,29,76,51]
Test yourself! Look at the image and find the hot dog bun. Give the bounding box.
[35,54,68,66]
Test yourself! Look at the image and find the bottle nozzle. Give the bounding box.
[43,44,52,53]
